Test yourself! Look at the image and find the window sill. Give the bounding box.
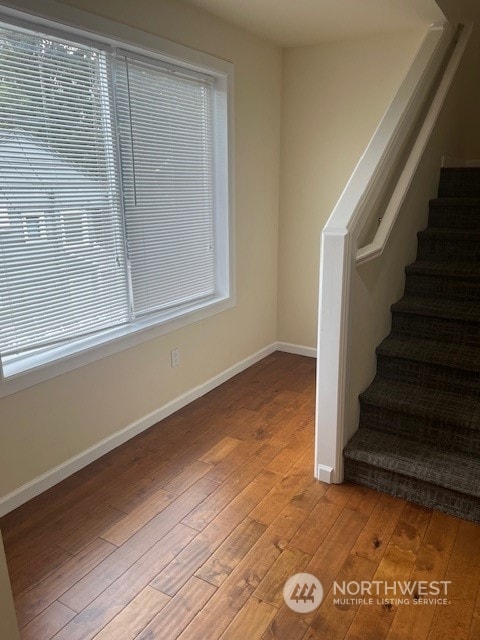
[0,294,234,398]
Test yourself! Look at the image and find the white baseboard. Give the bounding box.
[316,464,334,483]
[0,342,278,517]
[0,341,317,515]
[276,341,317,358]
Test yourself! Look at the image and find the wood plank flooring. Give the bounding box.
[2,352,480,639]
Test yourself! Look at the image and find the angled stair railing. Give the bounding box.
[315,21,473,484]
[356,25,472,266]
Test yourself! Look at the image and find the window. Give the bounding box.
[0,13,232,386]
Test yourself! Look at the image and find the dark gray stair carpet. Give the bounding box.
[376,337,480,395]
[376,333,480,374]
[429,197,480,229]
[359,402,480,457]
[438,167,480,197]
[406,260,480,278]
[344,167,480,522]
[360,377,480,429]
[392,295,480,323]
[418,228,480,262]
[344,428,480,498]
[377,334,480,372]
[405,262,480,302]
[344,431,480,522]
[392,304,480,346]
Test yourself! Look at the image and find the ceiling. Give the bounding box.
[181,0,445,47]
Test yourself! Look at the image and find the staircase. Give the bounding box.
[344,167,480,523]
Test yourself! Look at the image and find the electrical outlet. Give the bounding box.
[170,348,180,368]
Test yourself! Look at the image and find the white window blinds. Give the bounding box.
[0,18,227,376]
[0,26,129,359]
[114,53,216,317]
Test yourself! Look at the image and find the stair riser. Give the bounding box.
[405,273,480,301]
[429,206,480,229]
[417,237,480,262]
[347,168,480,524]
[360,401,480,456]
[392,312,480,346]
[344,459,480,523]
[439,169,480,198]
[377,355,480,396]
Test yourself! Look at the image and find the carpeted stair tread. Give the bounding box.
[344,427,480,499]
[406,261,480,279]
[392,295,480,323]
[344,461,480,522]
[391,312,480,348]
[417,228,480,262]
[438,167,480,197]
[377,334,480,372]
[405,261,480,302]
[360,377,480,431]
[428,199,480,229]
[418,227,480,241]
[430,197,480,207]
[345,165,480,521]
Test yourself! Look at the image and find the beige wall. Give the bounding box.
[436,0,480,158]
[436,0,480,24]
[0,0,282,498]
[0,532,19,640]
[458,27,480,158]
[277,30,426,348]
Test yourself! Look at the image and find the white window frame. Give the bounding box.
[0,0,235,398]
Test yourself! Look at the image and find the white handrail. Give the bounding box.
[314,21,471,484]
[356,24,472,265]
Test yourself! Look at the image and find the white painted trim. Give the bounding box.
[0,342,276,516]
[0,298,235,398]
[276,342,316,358]
[0,340,319,515]
[356,24,473,265]
[316,464,334,483]
[0,0,233,75]
[315,231,353,484]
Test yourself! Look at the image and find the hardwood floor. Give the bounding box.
[1,352,480,639]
